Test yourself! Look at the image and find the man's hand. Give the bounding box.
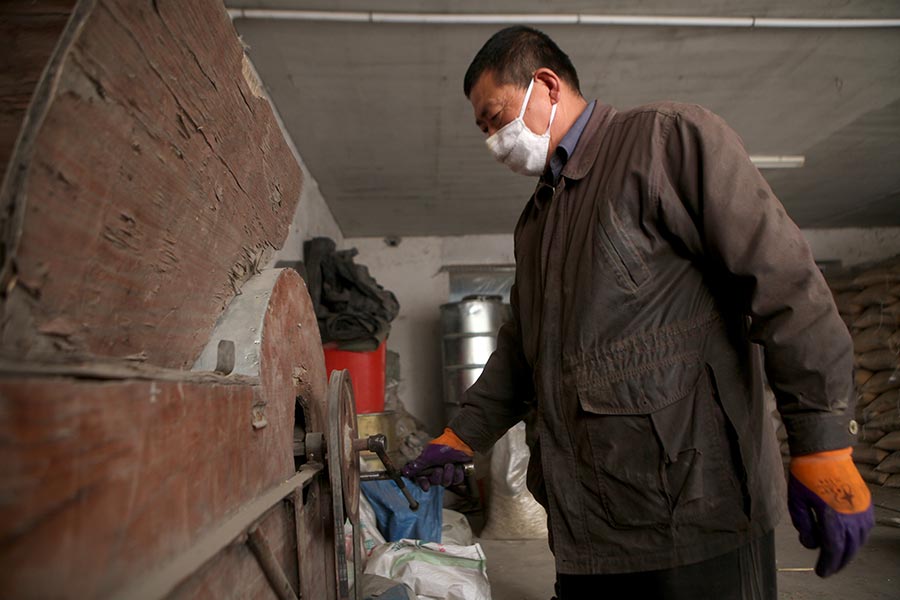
[788,447,874,577]
[402,428,474,491]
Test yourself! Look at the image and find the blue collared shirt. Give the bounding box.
[548,100,596,184]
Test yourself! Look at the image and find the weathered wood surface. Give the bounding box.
[258,269,333,600]
[189,267,334,600]
[0,1,76,177]
[0,269,331,598]
[253,269,327,435]
[169,507,298,600]
[294,476,338,600]
[0,377,286,598]
[0,0,302,368]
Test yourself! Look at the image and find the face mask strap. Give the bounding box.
[518,78,536,120]
[519,77,558,135]
[545,102,558,135]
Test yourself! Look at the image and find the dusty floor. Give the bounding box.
[478,485,900,600]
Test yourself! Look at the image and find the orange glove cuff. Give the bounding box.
[432,428,474,456]
[790,447,871,515]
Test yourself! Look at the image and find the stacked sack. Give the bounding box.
[827,255,900,488]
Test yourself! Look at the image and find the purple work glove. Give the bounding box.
[787,447,874,578]
[402,427,473,491]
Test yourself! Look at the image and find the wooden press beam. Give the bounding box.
[0,0,303,369]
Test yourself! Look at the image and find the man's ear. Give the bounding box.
[533,68,562,104]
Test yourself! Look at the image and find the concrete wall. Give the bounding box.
[345,235,513,433]
[802,227,900,268]
[271,157,344,263]
[252,54,344,263]
[346,227,900,435]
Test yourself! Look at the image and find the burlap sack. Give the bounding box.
[855,349,899,371]
[850,284,898,308]
[875,430,900,452]
[858,392,878,408]
[857,464,890,485]
[890,330,900,352]
[885,302,900,318]
[864,390,900,419]
[853,328,895,354]
[875,451,900,474]
[860,371,900,395]
[834,290,865,315]
[855,369,874,388]
[852,443,889,465]
[854,268,900,288]
[867,410,900,432]
[858,427,886,443]
[854,306,900,330]
[826,274,862,293]
[885,474,900,488]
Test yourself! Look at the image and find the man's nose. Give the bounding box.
[485,120,507,137]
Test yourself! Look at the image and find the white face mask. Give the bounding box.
[485,78,558,177]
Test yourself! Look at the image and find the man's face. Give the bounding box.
[469,71,553,138]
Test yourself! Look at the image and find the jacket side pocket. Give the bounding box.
[575,355,701,528]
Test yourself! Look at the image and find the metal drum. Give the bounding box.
[440,295,512,424]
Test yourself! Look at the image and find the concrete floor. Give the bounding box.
[478,486,900,600]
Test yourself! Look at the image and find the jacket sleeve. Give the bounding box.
[448,280,534,453]
[655,104,855,456]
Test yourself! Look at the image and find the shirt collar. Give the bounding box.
[547,100,596,184]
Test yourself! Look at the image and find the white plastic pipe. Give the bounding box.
[226,9,900,28]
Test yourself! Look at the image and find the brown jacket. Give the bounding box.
[450,101,856,575]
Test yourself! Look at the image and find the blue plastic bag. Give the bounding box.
[361,478,443,543]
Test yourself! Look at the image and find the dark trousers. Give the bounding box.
[556,531,777,600]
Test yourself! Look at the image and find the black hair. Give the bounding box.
[463,26,581,97]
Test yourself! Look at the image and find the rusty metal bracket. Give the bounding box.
[303,431,325,464]
[215,339,236,374]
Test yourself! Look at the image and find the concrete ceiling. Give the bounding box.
[228,1,900,237]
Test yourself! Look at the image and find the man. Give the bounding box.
[403,26,873,599]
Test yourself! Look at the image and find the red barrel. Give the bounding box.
[323,342,386,414]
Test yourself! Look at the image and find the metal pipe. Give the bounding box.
[578,15,752,27]
[749,155,806,169]
[226,9,900,28]
[753,17,900,28]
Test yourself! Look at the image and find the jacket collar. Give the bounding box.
[560,102,616,181]
[531,102,616,210]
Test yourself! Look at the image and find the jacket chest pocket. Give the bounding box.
[596,197,650,293]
